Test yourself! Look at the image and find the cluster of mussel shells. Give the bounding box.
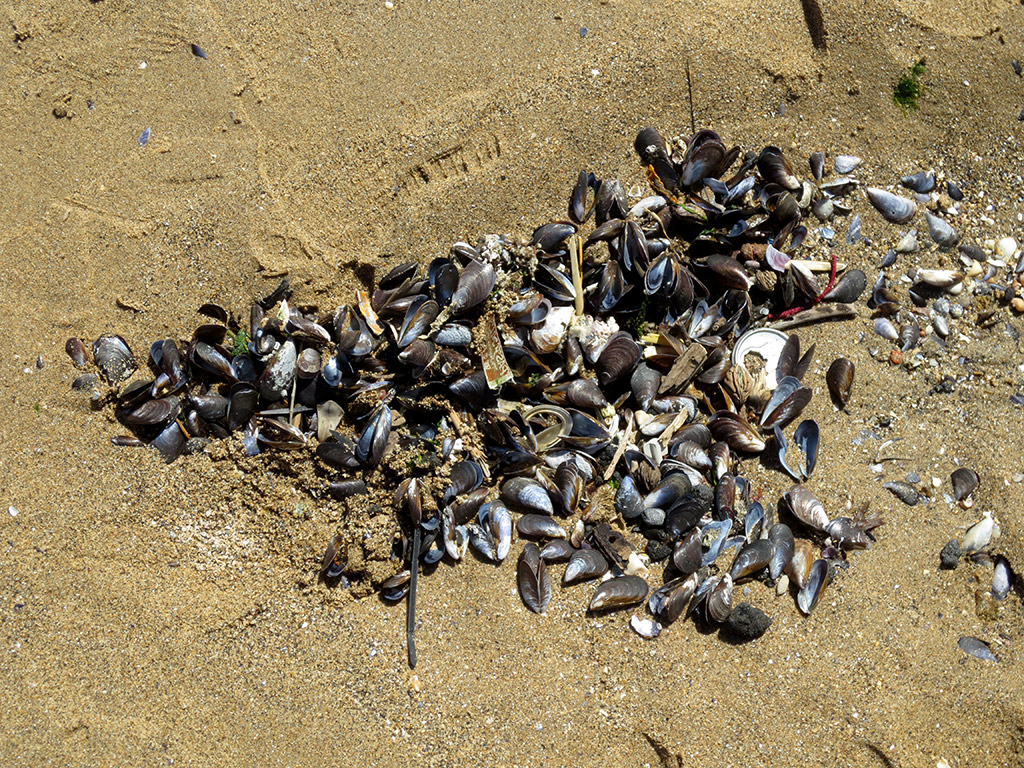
[68,125,889,658]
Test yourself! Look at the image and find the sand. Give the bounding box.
[1,0,1023,765]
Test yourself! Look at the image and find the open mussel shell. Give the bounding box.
[759,376,812,431]
[320,533,347,579]
[950,467,979,501]
[826,358,854,408]
[649,569,705,624]
[92,334,136,383]
[589,575,649,612]
[796,559,830,615]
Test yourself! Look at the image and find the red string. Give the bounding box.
[767,252,838,320]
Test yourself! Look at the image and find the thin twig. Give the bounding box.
[686,59,696,134]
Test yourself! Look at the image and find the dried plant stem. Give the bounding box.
[407,525,420,669]
[570,235,584,316]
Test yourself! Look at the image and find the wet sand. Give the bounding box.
[1,0,1024,765]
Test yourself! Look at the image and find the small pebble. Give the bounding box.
[8,506,18,517]
[939,539,960,570]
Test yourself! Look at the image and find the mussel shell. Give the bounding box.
[649,569,704,624]
[150,420,185,463]
[588,575,649,612]
[900,171,935,193]
[614,476,644,521]
[823,269,866,303]
[92,334,137,384]
[757,146,800,191]
[865,187,917,225]
[796,559,830,614]
[595,331,640,387]
[517,514,567,540]
[672,529,703,575]
[708,411,765,453]
[354,404,392,467]
[563,549,609,585]
[397,297,439,348]
[730,539,773,581]
[328,478,368,500]
[785,486,829,531]
[517,543,552,614]
[707,573,734,623]
[501,477,554,515]
[122,396,180,427]
[65,337,89,368]
[539,539,575,563]
[531,221,577,253]
[451,260,496,314]
[826,358,855,408]
[950,467,979,501]
[925,212,959,248]
[768,523,795,580]
[446,460,485,500]
[760,376,812,430]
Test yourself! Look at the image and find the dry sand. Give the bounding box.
[2,0,1024,765]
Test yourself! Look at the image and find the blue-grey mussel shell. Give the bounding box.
[517,543,552,614]
[865,187,917,225]
[589,575,649,612]
[958,636,998,662]
[796,559,830,614]
[760,376,812,431]
[517,514,566,540]
[768,523,795,580]
[501,477,554,515]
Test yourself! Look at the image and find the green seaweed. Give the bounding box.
[893,60,926,111]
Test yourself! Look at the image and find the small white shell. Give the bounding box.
[630,614,663,639]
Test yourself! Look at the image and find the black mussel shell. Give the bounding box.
[595,331,640,387]
[450,260,496,314]
[563,549,609,585]
[517,543,551,614]
[531,222,577,253]
[760,376,812,430]
[950,467,979,501]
